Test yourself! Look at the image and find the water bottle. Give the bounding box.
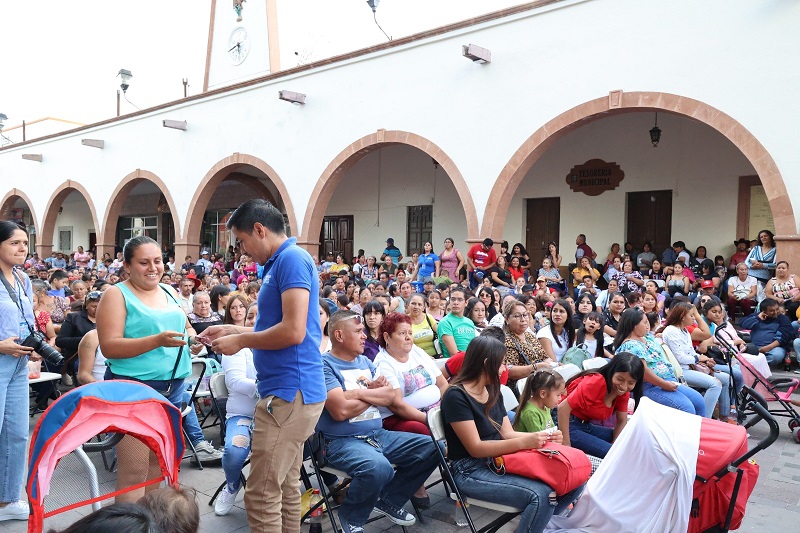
[454,500,470,527]
[309,488,323,533]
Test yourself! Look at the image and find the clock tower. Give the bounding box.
[203,0,281,92]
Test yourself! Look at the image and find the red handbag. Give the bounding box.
[488,444,591,495]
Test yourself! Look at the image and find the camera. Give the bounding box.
[21,331,64,366]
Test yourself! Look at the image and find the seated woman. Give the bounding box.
[76,329,106,385]
[503,301,554,391]
[636,242,657,275]
[510,243,532,279]
[557,352,644,458]
[700,297,751,390]
[727,263,757,319]
[465,297,488,335]
[509,256,526,284]
[374,312,448,508]
[613,260,644,294]
[214,298,259,516]
[660,303,730,421]
[571,257,600,296]
[187,291,224,360]
[406,293,438,357]
[614,308,705,416]
[766,261,800,319]
[572,292,598,328]
[538,257,564,294]
[665,262,690,302]
[478,287,499,322]
[536,299,575,363]
[602,292,626,337]
[643,280,666,316]
[441,336,582,533]
[576,311,613,359]
[426,290,444,321]
[646,259,667,282]
[595,278,620,311]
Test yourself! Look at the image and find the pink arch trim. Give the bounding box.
[1,189,40,236]
[482,91,795,238]
[300,130,479,247]
[41,181,101,249]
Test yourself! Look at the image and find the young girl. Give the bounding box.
[576,312,611,359]
[557,352,644,458]
[514,370,566,434]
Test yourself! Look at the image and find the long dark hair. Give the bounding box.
[549,299,575,348]
[758,229,775,249]
[573,292,598,325]
[477,287,497,319]
[0,220,26,244]
[514,369,564,430]
[209,284,230,312]
[576,311,605,358]
[664,302,693,330]
[566,351,645,407]
[612,307,645,351]
[450,336,506,425]
[464,297,486,324]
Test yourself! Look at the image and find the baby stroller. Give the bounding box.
[717,331,800,441]
[688,386,779,533]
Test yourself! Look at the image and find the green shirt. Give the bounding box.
[437,314,476,358]
[516,402,553,433]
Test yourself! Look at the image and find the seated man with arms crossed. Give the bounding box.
[318,310,440,533]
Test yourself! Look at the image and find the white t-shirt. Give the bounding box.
[729,275,757,300]
[373,345,442,418]
[92,345,107,383]
[536,326,570,362]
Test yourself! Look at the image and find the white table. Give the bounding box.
[29,371,62,385]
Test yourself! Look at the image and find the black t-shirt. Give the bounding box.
[441,385,506,462]
[490,267,513,287]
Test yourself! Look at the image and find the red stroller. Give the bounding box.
[688,386,779,533]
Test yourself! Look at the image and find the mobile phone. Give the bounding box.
[197,336,213,348]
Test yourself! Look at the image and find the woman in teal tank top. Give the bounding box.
[96,236,207,502]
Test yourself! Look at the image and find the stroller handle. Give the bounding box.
[728,386,779,470]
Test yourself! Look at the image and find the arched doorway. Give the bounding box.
[301,130,479,263]
[482,92,796,266]
[1,189,38,253]
[182,153,296,263]
[40,181,100,259]
[98,170,180,264]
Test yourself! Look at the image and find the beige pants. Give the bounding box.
[244,391,324,533]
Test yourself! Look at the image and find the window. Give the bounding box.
[117,216,158,245]
[406,205,432,256]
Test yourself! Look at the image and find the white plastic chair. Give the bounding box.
[500,384,518,411]
[583,358,609,371]
[516,376,528,396]
[553,364,581,382]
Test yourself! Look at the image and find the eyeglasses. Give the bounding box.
[86,291,102,300]
[509,313,529,321]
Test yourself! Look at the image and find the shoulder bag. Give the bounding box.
[426,314,443,357]
[488,444,591,495]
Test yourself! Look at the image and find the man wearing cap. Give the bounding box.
[381,238,403,266]
[466,238,497,289]
[693,279,717,305]
[196,250,213,275]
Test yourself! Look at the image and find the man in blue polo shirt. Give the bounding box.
[201,199,325,533]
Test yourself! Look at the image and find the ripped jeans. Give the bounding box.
[223,415,254,490]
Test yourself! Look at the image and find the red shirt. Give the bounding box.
[467,244,497,270]
[564,373,628,422]
[445,351,509,385]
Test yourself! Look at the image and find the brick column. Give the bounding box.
[775,235,800,271]
[174,241,201,266]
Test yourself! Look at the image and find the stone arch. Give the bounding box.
[300,130,479,252]
[1,188,39,236]
[40,180,101,256]
[482,91,795,240]
[183,153,297,248]
[98,169,181,258]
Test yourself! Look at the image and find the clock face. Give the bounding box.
[228,26,250,65]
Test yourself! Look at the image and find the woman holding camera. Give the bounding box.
[0,221,37,521]
[97,236,220,502]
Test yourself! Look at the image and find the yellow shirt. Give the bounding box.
[412,315,436,357]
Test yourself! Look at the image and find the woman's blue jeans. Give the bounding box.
[452,457,583,533]
[0,354,29,502]
[683,368,732,418]
[642,382,706,417]
[568,417,613,458]
[223,415,253,490]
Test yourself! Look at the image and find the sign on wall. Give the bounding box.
[566,159,624,196]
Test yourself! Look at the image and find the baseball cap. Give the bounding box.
[386,238,394,244]
[701,280,715,290]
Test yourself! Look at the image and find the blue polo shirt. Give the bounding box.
[254,237,326,404]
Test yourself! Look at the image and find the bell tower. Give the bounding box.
[203,0,281,92]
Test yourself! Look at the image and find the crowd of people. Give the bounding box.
[0,210,790,532]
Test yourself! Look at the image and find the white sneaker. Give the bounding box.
[0,500,29,521]
[191,440,224,463]
[214,485,240,516]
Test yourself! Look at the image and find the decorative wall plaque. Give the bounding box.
[566,159,624,196]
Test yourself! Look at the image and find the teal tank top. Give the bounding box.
[106,283,190,381]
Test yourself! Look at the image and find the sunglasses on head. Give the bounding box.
[86,291,102,300]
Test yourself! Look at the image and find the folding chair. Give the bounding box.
[207,372,249,506]
[516,377,528,396]
[554,364,581,382]
[182,360,206,469]
[305,432,415,532]
[197,358,223,429]
[500,384,518,411]
[426,406,523,532]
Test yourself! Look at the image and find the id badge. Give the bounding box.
[18,321,28,344]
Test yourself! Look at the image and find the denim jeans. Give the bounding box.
[683,368,730,418]
[568,417,613,458]
[452,457,583,533]
[763,346,786,367]
[223,415,253,490]
[0,354,28,502]
[325,428,439,527]
[642,382,705,417]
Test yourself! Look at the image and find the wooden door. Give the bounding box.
[406,205,433,256]
[526,198,560,266]
[320,215,354,260]
[626,190,672,254]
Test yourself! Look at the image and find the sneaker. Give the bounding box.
[374,499,416,526]
[191,440,224,463]
[214,485,240,516]
[338,514,364,533]
[0,500,29,521]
